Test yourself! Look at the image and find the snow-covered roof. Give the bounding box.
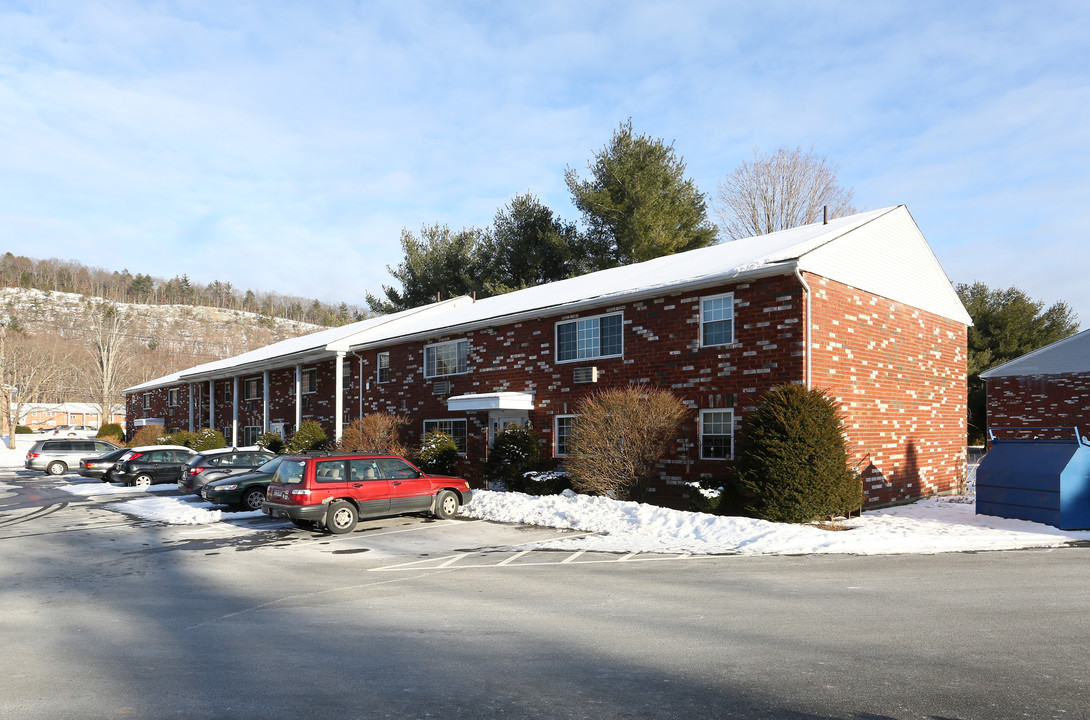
[980,329,1090,379]
[126,205,969,391]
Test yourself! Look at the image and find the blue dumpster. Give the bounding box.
[976,427,1090,530]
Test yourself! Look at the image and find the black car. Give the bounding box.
[178,448,277,495]
[111,445,196,487]
[78,447,131,481]
[201,456,285,511]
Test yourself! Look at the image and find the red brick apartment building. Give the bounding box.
[981,328,1090,439]
[125,206,971,507]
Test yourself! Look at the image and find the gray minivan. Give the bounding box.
[25,439,120,475]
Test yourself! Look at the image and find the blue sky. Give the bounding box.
[2,1,1088,326]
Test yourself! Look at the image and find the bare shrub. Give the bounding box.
[566,385,688,501]
[130,425,165,447]
[338,413,409,456]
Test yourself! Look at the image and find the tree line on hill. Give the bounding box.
[0,252,366,328]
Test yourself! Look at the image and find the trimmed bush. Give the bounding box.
[285,420,329,454]
[566,385,688,501]
[484,424,543,491]
[489,426,541,489]
[734,384,863,523]
[416,430,459,475]
[97,423,123,440]
[337,413,409,456]
[257,431,284,454]
[15,425,33,434]
[193,428,226,452]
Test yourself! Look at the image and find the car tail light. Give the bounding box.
[187,467,204,476]
[287,488,311,504]
[26,452,40,460]
[128,452,144,460]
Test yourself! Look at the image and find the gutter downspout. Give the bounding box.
[794,266,811,389]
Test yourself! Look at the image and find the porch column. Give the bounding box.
[208,380,214,431]
[187,383,194,431]
[263,369,270,433]
[231,376,239,447]
[294,364,302,433]
[334,352,345,443]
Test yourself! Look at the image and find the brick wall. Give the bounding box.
[808,274,967,505]
[986,373,1090,436]
[125,271,968,508]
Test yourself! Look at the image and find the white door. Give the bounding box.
[488,411,528,446]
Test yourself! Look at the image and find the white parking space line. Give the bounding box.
[560,550,586,564]
[497,550,531,566]
[437,554,465,568]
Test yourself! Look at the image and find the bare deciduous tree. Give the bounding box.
[84,302,133,426]
[714,146,857,241]
[1,328,70,447]
[566,385,688,501]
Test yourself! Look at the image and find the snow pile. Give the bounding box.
[463,489,1090,555]
[108,496,224,525]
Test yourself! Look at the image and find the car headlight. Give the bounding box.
[217,484,238,491]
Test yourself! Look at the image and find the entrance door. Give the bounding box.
[488,411,529,446]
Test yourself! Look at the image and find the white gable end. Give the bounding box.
[796,206,971,325]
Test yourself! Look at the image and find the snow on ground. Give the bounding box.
[6,433,1090,555]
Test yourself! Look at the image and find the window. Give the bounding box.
[243,426,263,446]
[224,383,233,402]
[167,388,180,407]
[376,352,390,384]
[243,378,261,401]
[142,393,152,410]
[301,368,317,394]
[315,459,347,483]
[556,312,623,362]
[701,293,734,347]
[700,409,734,460]
[423,419,468,454]
[554,415,576,457]
[424,340,467,378]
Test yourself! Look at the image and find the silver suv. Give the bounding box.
[25,439,121,475]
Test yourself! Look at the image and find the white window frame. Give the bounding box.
[242,425,263,446]
[243,377,261,401]
[376,352,390,384]
[555,311,624,364]
[167,388,179,407]
[554,414,577,457]
[142,393,152,410]
[301,368,318,394]
[423,339,468,379]
[423,418,468,454]
[700,292,735,347]
[699,409,734,460]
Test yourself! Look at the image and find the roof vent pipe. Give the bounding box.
[823,205,828,225]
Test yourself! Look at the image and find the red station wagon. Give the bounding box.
[261,452,473,534]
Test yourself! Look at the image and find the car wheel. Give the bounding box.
[133,474,153,488]
[240,488,265,511]
[326,500,358,534]
[46,461,68,476]
[433,490,460,520]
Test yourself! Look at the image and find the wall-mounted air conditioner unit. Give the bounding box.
[432,381,451,395]
[573,367,598,384]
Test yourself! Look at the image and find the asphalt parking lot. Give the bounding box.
[2,470,1088,720]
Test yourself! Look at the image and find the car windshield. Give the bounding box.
[257,456,284,473]
[274,460,306,485]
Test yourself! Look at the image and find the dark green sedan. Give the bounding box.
[201,456,284,511]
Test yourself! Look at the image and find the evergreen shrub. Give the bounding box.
[193,428,226,452]
[15,425,33,434]
[97,423,123,440]
[734,384,864,523]
[483,424,542,491]
[416,430,459,475]
[257,431,284,454]
[518,469,572,495]
[285,420,329,454]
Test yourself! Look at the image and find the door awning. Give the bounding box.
[446,392,535,412]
